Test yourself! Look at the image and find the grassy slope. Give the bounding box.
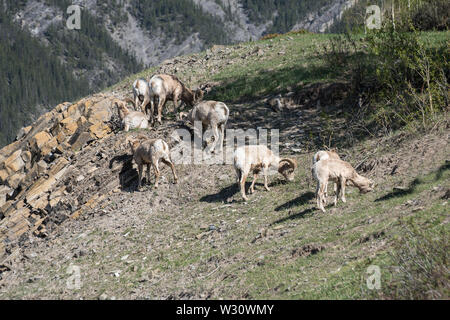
[1,31,448,299]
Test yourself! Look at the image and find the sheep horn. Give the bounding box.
[280,158,297,169]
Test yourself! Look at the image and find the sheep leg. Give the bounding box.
[124,123,130,132]
[316,182,321,210]
[162,158,178,184]
[146,164,151,185]
[153,160,160,189]
[340,178,347,203]
[240,172,249,201]
[135,96,140,112]
[141,95,150,115]
[334,182,340,206]
[219,123,225,152]
[137,164,143,190]
[157,97,166,124]
[173,94,180,117]
[148,97,156,124]
[235,168,241,184]
[249,171,258,194]
[319,183,327,212]
[263,165,270,191]
[209,124,220,154]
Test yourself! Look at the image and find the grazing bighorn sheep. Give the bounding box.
[132,79,151,116]
[312,149,341,200]
[127,136,178,190]
[312,149,340,164]
[312,159,374,213]
[149,74,204,124]
[113,99,149,132]
[233,145,297,201]
[180,100,229,153]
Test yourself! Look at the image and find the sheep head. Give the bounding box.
[353,175,374,194]
[179,111,192,124]
[278,158,297,182]
[194,88,204,102]
[125,136,140,155]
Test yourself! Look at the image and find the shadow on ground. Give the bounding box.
[271,208,316,226]
[109,154,138,192]
[275,191,315,212]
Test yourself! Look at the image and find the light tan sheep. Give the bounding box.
[127,136,178,190]
[149,74,204,124]
[132,79,151,115]
[312,158,374,212]
[114,99,149,132]
[233,145,297,201]
[312,149,341,200]
[180,100,229,153]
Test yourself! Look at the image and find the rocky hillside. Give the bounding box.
[0,32,448,299]
[0,0,359,147]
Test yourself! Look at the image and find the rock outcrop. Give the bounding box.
[0,94,121,263]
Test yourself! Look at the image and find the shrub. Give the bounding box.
[381,225,449,299]
[365,25,449,130]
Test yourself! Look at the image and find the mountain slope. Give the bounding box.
[0,0,359,148]
[0,31,448,299]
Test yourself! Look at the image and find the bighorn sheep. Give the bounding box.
[312,159,374,212]
[132,79,151,115]
[149,74,204,124]
[233,145,297,201]
[312,149,341,200]
[180,100,229,153]
[127,136,178,190]
[113,99,149,132]
[312,149,340,164]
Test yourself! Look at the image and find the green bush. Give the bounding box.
[381,225,449,299]
[365,25,449,130]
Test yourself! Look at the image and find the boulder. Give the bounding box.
[15,126,32,141]
[48,157,69,177]
[5,150,25,173]
[55,102,71,113]
[0,169,8,183]
[87,99,113,124]
[59,118,79,136]
[26,158,68,204]
[37,160,48,174]
[0,141,20,159]
[7,172,25,189]
[0,186,13,207]
[63,102,83,119]
[40,136,58,156]
[28,193,49,211]
[56,131,67,144]
[71,131,94,151]
[89,123,112,140]
[30,131,52,153]
[21,150,32,163]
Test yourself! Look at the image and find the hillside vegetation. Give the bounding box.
[0,0,362,148]
[0,27,448,299]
